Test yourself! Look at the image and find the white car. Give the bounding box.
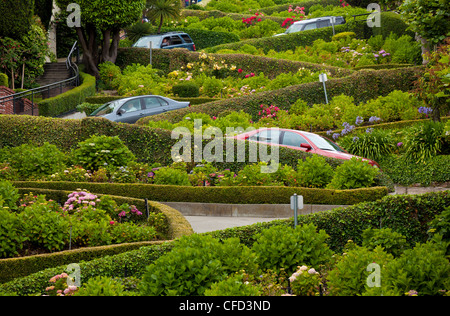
[274,16,345,36]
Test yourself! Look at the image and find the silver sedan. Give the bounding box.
[90,95,190,124]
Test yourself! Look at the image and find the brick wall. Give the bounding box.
[0,86,36,115]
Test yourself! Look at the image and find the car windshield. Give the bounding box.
[305,133,346,152]
[90,101,119,116]
[134,37,160,48]
[286,23,306,33]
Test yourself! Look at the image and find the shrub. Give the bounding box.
[327,244,393,296]
[327,157,380,190]
[0,208,26,258]
[6,143,67,180]
[404,121,444,163]
[172,82,200,97]
[0,180,20,210]
[361,227,409,257]
[252,223,333,276]
[428,206,450,242]
[295,155,333,188]
[139,234,256,296]
[339,128,394,161]
[74,276,126,296]
[152,166,191,186]
[71,135,136,171]
[289,265,322,296]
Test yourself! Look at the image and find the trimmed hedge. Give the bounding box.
[37,72,96,117]
[204,12,414,54]
[115,47,352,79]
[0,188,193,284]
[12,181,389,205]
[0,116,175,166]
[1,191,448,295]
[0,73,8,87]
[137,66,424,124]
[207,191,450,251]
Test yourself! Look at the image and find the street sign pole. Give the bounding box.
[290,194,304,228]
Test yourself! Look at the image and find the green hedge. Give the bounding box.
[1,191,448,295]
[204,12,413,54]
[12,181,388,205]
[37,72,96,117]
[138,66,423,124]
[0,73,8,87]
[208,191,450,251]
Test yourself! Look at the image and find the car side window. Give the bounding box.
[302,23,317,31]
[282,131,309,147]
[180,35,192,43]
[143,97,161,109]
[249,130,281,144]
[161,37,170,47]
[157,97,169,106]
[120,99,141,113]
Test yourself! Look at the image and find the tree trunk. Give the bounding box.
[75,24,100,78]
[416,33,431,65]
[101,28,121,64]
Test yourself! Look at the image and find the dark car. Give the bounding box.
[132,32,196,51]
[274,16,345,36]
[90,95,190,124]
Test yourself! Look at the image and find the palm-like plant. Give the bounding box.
[145,0,182,33]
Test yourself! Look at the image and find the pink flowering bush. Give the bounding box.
[45,273,78,296]
[289,265,322,296]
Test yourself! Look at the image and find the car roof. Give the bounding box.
[140,32,190,38]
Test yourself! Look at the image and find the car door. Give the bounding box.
[115,98,144,124]
[141,96,167,118]
[281,131,313,152]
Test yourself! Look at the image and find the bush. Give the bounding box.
[327,157,380,190]
[252,223,333,276]
[70,135,136,171]
[74,276,127,296]
[0,208,26,258]
[204,273,262,296]
[0,180,20,210]
[5,143,67,180]
[98,62,122,90]
[139,234,256,296]
[289,265,322,296]
[361,227,409,257]
[152,166,191,186]
[404,121,445,163]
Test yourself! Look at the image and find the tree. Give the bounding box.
[399,0,450,63]
[0,0,34,40]
[145,0,182,34]
[55,0,145,78]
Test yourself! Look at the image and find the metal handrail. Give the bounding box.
[0,41,80,115]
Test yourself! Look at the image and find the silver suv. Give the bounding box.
[133,32,196,51]
[274,16,345,36]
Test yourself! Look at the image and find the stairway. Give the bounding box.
[35,62,74,98]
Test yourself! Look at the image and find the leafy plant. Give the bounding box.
[204,273,262,296]
[404,120,444,163]
[327,157,380,190]
[0,208,26,258]
[0,180,20,210]
[295,155,334,188]
[71,135,136,171]
[361,227,409,257]
[289,265,322,296]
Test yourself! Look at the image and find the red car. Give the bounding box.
[233,128,380,168]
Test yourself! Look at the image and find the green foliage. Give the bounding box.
[326,244,393,296]
[98,62,122,90]
[289,265,322,296]
[204,273,262,296]
[295,155,334,188]
[361,227,409,257]
[74,276,126,296]
[153,166,191,186]
[172,82,200,97]
[404,121,444,163]
[5,143,67,180]
[428,206,450,241]
[0,208,26,258]
[0,0,34,40]
[71,135,136,171]
[339,128,394,161]
[252,223,333,275]
[0,180,20,210]
[139,234,256,296]
[327,157,380,190]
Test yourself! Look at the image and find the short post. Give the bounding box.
[330,16,336,36]
[319,73,328,104]
[145,198,149,219]
[149,41,152,65]
[290,194,304,228]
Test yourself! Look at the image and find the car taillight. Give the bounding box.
[188,103,191,107]
[193,44,196,51]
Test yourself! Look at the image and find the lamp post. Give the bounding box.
[319,73,328,104]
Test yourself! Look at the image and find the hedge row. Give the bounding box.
[204,12,414,54]
[0,188,193,284]
[137,66,423,124]
[1,191,448,295]
[37,72,96,117]
[208,191,450,252]
[115,47,352,79]
[12,181,389,205]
